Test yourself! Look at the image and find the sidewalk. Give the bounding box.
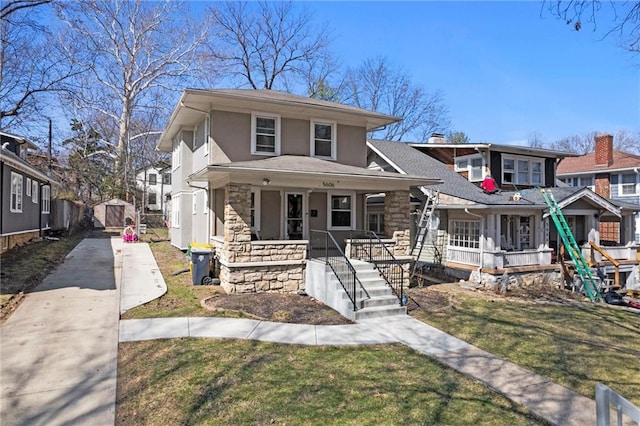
[1,238,122,426]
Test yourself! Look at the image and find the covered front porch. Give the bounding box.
[189,155,437,293]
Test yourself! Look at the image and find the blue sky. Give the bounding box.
[301,1,639,145]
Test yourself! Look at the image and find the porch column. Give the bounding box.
[223,183,252,263]
[621,215,634,244]
[385,190,411,256]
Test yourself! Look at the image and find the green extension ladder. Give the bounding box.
[541,190,602,302]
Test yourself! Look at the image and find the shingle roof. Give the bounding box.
[557,150,640,174]
[367,139,589,207]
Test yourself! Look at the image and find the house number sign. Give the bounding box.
[321,182,335,188]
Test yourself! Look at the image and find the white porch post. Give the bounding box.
[587,213,600,246]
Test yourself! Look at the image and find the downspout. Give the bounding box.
[465,208,484,285]
[39,182,43,237]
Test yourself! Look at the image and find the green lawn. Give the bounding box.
[121,229,224,319]
[117,339,545,425]
[410,292,640,405]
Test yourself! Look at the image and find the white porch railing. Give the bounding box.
[446,246,554,269]
[583,245,639,263]
[502,250,541,267]
[447,246,481,266]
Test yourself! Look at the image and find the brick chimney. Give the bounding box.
[594,133,613,167]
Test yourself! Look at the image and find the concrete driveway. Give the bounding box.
[1,238,122,426]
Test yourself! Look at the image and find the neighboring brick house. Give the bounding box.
[0,132,56,252]
[156,89,437,314]
[368,139,640,290]
[557,133,640,243]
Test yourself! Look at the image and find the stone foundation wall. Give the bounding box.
[219,263,305,294]
[248,242,307,262]
[384,190,411,256]
[470,269,563,292]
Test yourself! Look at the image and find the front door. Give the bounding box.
[285,192,304,240]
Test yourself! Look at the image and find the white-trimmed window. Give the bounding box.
[10,172,23,212]
[502,155,544,186]
[250,188,261,231]
[41,185,50,213]
[251,112,280,155]
[367,212,384,234]
[172,195,180,227]
[454,154,484,182]
[32,180,38,203]
[204,114,210,156]
[26,178,32,196]
[148,192,157,206]
[620,174,638,195]
[449,219,480,249]
[162,172,171,185]
[172,137,181,170]
[310,120,337,159]
[148,173,157,186]
[565,176,594,189]
[328,192,355,230]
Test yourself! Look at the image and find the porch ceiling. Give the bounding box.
[188,155,441,192]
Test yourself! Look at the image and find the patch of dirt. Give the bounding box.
[202,293,354,325]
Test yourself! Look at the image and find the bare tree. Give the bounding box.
[0,0,79,130]
[208,1,330,90]
[550,131,598,154]
[56,0,209,198]
[543,1,640,52]
[612,129,640,154]
[528,131,545,148]
[344,57,451,141]
[447,131,470,144]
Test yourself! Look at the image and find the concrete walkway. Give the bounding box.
[1,238,122,426]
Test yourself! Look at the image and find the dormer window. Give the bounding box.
[251,112,280,155]
[454,153,483,182]
[502,155,544,186]
[310,120,336,160]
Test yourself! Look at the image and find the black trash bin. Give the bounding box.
[191,248,212,285]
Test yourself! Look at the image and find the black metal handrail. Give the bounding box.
[348,230,405,305]
[308,230,369,311]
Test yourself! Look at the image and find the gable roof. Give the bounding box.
[157,89,402,151]
[556,150,640,175]
[367,140,619,214]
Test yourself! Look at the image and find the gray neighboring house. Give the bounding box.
[1,132,55,252]
[367,139,640,290]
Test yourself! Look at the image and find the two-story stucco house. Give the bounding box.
[1,132,55,252]
[156,89,438,318]
[368,139,640,290]
[557,133,640,243]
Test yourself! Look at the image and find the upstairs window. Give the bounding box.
[502,155,544,186]
[454,154,484,182]
[251,113,280,155]
[620,174,637,195]
[310,120,336,160]
[162,173,171,185]
[148,173,157,185]
[10,172,23,212]
[148,192,157,205]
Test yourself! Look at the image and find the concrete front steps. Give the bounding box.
[305,258,406,321]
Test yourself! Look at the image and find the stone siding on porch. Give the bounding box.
[216,184,306,294]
